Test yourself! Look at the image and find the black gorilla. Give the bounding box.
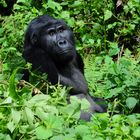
[23,14,107,121]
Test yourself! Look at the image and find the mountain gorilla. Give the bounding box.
[22,14,107,121]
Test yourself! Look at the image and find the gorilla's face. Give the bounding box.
[39,20,76,63]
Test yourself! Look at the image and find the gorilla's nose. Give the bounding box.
[57,39,68,47]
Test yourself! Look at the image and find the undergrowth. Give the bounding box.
[0,0,140,139]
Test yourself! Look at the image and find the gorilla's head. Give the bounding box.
[24,15,76,63]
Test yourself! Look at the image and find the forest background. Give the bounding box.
[0,0,140,139]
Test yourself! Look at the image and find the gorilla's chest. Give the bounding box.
[58,65,88,94]
[59,65,83,81]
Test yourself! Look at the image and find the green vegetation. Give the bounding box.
[0,0,140,139]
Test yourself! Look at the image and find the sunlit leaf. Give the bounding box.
[44,114,64,132]
[60,11,70,19]
[104,10,112,21]
[109,42,120,56]
[12,109,21,125]
[72,1,82,7]
[133,127,140,138]
[75,125,90,136]
[48,0,62,11]
[25,107,34,125]
[9,68,20,100]
[83,135,93,140]
[126,97,137,109]
[35,107,48,121]
[35,126,53,139]
[7,121,15,133]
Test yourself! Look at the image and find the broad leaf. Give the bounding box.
[104,10,112,21]
[9,68,20,100]
[133,127,140,138]
[126,97,137,109]
[36,125,53,139]
[24,107,34,125]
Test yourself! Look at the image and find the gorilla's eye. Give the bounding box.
[48,29,55,36]
[58,28,64,33]
[57,26,65,33]
[49,31,55,36]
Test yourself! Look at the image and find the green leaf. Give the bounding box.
[12,109,21,125]
[121,126,130,134]
[35,125,53,139]
[7,121,15,133]
[4,135,12,140]
[88,39,95,44]
[0,1,7,7]
[50,135,64,140]
[17,0,28,4]
[60,11,70,19]
[7,109,21,133]
[107,86,125,98]
[28,94,50,105]
[62,96,81,118]
[126,97,137,109]
[9,68,20,100]
[127,114,139,125]
[133,127,140,138]
[48,0,62,11]
[72,1,82,7]
[80,98,90,110]
[17,0,31,6]
[75,125,90,136]
[92,137,104,140]
[35,107,48,121]
[24,107,34,125]
[44,114,64,132]
[50,135,75,140]
[76,20,85,27]
[109,42,120,56]
[104,10,112,21]
[107,22,117,30]
[67,17,75,27]
[83,135,93,140]
[0,28,4,36]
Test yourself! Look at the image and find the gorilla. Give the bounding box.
[22,14,107,121]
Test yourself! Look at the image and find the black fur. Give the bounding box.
[23,14,107,121]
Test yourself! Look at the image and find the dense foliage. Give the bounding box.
[0,0,140,139]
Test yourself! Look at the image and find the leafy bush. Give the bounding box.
[0,0,140,139]
[85,49,140,114]
[0,70,140,139]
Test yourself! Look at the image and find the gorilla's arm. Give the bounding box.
[58,63,88,94]
[74,52,84,74]
[59,74,87,94]
[23,47,59,84]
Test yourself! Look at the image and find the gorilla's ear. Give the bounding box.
[30,32,38,45]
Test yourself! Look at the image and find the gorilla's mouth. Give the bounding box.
[54,49,75,62]
[58,49,74,55]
